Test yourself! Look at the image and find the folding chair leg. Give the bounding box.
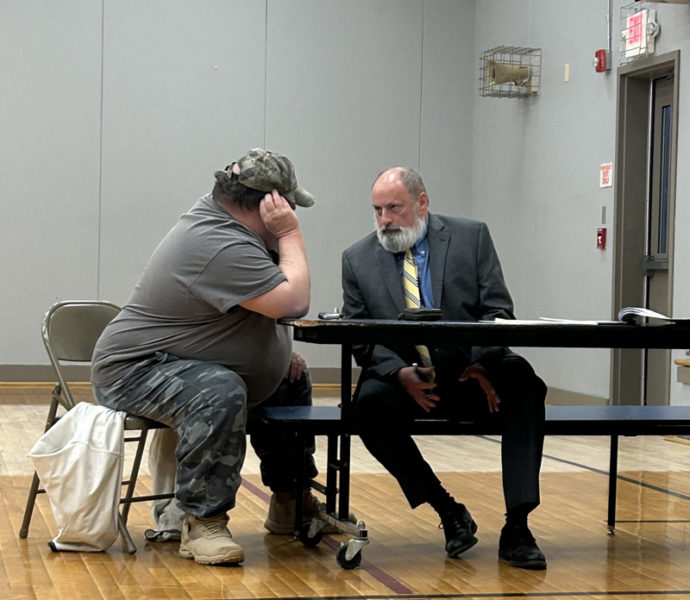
[118,513,137,554]
[19,471,41,538]
[20,387,63,540]
[121,427,150,525]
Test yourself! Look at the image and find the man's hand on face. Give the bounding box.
[397,365,438,413]
[459,364,500,413]
[259,190,299,239]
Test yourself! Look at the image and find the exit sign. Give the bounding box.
[624,9,654,60]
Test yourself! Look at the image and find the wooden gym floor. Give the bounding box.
[1,386,689,600]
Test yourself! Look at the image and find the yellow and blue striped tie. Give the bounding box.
[403,250,433,369]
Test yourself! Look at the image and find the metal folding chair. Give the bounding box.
[18,300,173,553]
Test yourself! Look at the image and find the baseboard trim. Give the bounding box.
[1,377,603,408]
[546,388,607,406]
[0,365,360,384]
[0,381,349,404]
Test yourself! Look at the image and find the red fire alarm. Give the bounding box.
[594,49,609,72]
[597,227,607,249]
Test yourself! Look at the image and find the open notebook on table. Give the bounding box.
[490,307,690,326]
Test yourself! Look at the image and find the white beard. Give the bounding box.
[375,214,426,254]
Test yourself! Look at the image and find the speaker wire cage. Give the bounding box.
[479,46,542,98]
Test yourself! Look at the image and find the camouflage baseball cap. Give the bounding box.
[236,148,314,207]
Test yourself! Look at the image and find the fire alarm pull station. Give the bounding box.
[597,227,607,249]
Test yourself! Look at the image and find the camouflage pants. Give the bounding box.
[93,353,316,518]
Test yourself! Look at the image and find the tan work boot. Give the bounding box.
[179,514,244,565]
[264,490,356,535]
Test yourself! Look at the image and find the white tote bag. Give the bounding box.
[29,402,125,552]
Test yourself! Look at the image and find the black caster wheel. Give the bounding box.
[336,543,362,569]
[298,522,323,548]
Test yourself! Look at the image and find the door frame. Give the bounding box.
[611,50,679,406]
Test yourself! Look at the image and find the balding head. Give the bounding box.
[373,167,427,199]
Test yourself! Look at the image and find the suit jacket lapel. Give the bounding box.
[428,214,449,308]
[375,242,406,313]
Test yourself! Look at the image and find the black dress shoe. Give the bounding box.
[440,502,478,557]
[498,522,546,570]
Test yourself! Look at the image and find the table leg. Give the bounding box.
[338,342,352,521]
[607,434,619,533]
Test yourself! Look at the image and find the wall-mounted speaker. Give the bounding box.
[479,46,541,98]
[486,60,531,87]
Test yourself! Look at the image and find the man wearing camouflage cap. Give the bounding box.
[91,148,319,565]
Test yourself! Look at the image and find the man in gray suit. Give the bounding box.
[341,167,547,569]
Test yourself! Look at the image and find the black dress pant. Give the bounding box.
[355,353,546,511]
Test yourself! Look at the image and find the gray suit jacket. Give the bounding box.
[341,213,515,381]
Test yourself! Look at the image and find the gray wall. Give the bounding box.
[1,0,475,376]
[473,0,619,401]
[2,1,690,405]
[470,0,690,406]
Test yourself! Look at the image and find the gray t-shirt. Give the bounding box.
[91,194,292,406]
